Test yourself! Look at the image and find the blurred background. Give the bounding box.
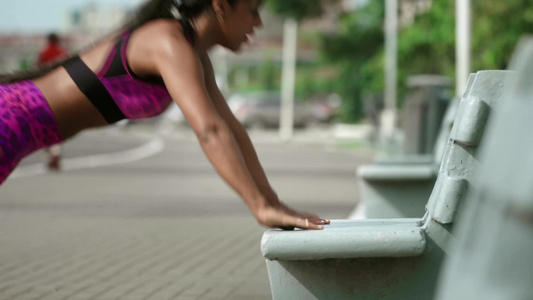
[1,1,532,299]
[1,0,531,136]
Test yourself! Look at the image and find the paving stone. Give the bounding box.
[0,128,373,300]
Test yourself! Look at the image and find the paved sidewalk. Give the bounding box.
[0,126,375,300]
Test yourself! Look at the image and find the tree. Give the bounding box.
[319,1,385,122]
[472,0,533,70]
[265,0,326,139]
[266,0,323,22]
[395,0,455,105]
[396,0,533,99]
[316,0,533,123]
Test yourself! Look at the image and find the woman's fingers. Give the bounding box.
[278,218,328,230]
[257,204,330,230]
[281,213,324,230]
[289,210,330,225]
[312,218,331,225]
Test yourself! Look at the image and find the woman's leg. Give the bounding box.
[0,81,64,185]
[45,144,62,170]
[0,146,20,185]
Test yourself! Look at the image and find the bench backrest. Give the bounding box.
[424,70,513,225]
[435,38,533,300]
[432,73,477,164]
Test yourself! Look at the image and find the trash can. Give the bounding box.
[401,75,453,154]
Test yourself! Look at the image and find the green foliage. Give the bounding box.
[318,0,533,122]
[394,0,456,105]
[395,0,533,100]
[294,64,337,99]
[398,0,455,76]
[262,0,533,123]
[265,0,323,21]
[318,1,385,123]
[260,52,278,90]
[472,0,533,70]
[321,2,384,64]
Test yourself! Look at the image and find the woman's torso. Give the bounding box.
[32,19,187,139]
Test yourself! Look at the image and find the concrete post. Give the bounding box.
[381,0,399,141]
[456,0,471,96]
[280,19,298,142]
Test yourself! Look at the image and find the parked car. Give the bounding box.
[306,93,341,123]
[227,91,337,129]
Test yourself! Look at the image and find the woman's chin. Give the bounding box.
[221,36,255,52]
[225,43,244,53]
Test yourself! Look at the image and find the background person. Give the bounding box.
[37,33,68,171]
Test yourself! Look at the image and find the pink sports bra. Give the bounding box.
[63,19,195,123]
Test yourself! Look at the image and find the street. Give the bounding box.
[0,124,375,300]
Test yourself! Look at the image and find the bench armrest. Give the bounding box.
[358,164,438,181]
[376,154,435,165]
[261,219,426,261]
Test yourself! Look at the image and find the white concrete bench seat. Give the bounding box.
[373,154,434,165]
[262,219,425,260]
[358,164,437,181]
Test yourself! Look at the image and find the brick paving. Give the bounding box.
[0,127,375,300]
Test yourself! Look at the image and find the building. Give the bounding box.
[61,3,132,35]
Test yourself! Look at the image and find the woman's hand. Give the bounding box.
[254,202,330,230]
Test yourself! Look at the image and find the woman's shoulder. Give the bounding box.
[128,18,199,71]
[134,18,187,41]
[130,18,195,57]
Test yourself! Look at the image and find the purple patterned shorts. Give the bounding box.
[0,80,64,185]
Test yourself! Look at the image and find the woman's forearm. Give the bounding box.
[197,120,267,213]
[230,123,279,203]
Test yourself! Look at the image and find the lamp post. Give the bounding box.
[456,0,471,96]
[381,0,398,141]
[280,18,298,142]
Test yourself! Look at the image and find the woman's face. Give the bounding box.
[219,0,263,51]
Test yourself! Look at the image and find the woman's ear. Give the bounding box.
[212,0,228,17]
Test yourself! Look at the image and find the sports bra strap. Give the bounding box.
[63,56,126,124]
[179,18,195,45]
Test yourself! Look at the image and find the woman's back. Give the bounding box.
[32,19,189,139]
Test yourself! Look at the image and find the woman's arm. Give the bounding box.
[198,52,279,203]
[199,52,329,227]
[153,30,324,229]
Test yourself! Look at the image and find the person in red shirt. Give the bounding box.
[38,33,67,66]
[38,33,68,170]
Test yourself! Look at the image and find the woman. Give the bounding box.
[0,0,329,230]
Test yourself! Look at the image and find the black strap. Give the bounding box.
[64,56,126,124]
[179,18,195,45]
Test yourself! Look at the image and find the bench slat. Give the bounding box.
[357,164,437,181]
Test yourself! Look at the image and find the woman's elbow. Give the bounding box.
[195,119,229,144]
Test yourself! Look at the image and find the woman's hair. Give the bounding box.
[0,0,240,84]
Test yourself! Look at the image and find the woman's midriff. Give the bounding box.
[32,68,109,140]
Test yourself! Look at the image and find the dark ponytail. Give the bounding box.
[0,0,240,84]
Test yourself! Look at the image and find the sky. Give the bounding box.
[0,0,145,33]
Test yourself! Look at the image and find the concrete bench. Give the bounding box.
[351,81,469,219]
[436,38,533,300]
[261,70,512,300]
